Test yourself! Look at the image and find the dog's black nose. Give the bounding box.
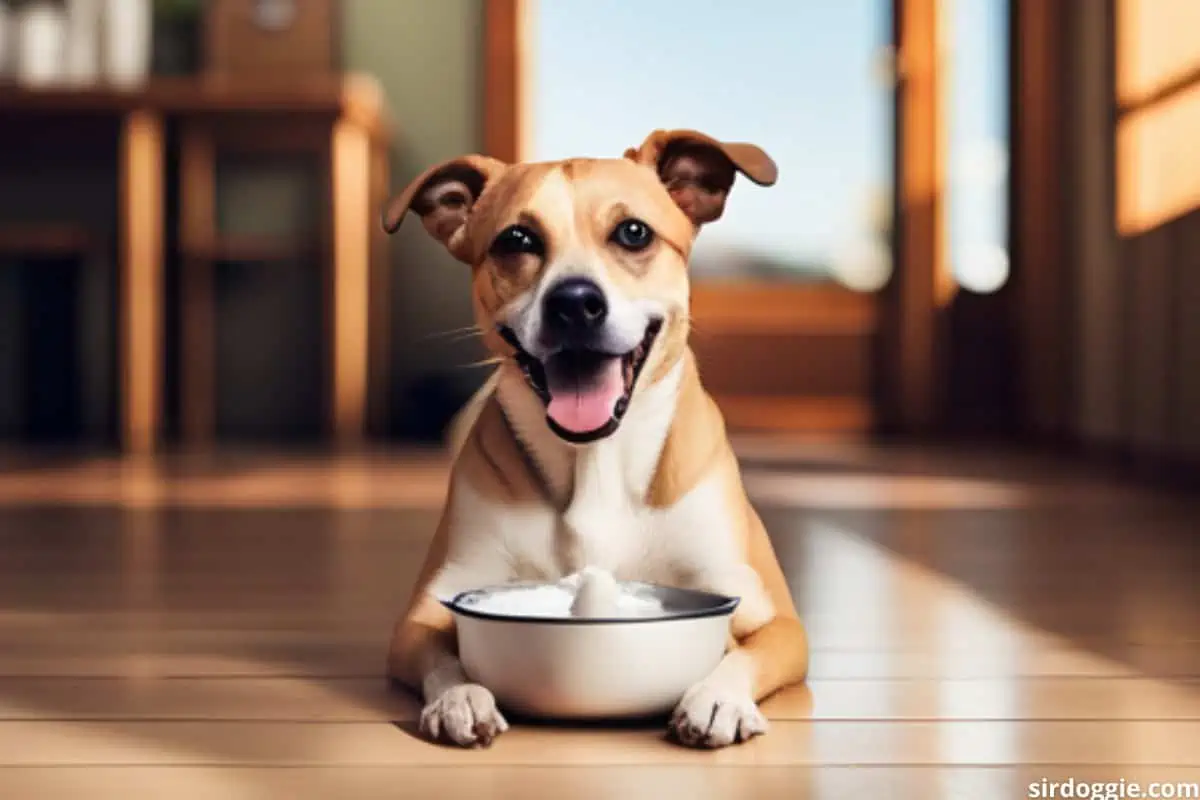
[543,277,608,336]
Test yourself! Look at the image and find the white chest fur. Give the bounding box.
[430,362,775,629]
[556,361,678,576]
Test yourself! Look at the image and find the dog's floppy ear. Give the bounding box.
[381,154,508,262]
[625,129,777,227]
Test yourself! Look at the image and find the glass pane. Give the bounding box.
[945,0,1011,293]
[529,0,895,288]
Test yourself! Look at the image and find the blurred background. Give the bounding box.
[0,0,1196,475]
[0,2,1197,791]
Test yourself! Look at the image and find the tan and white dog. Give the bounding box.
[382,129,808,749]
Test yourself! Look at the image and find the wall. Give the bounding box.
[1065,0,1200,469]
[342,0,488,432]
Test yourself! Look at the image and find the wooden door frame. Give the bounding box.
[882,0,948,434]
[1009,0,1074,439]
[481,0,945,434]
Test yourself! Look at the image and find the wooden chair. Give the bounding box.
[0,224,111,440]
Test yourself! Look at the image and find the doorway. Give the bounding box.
[485,0,1011,435]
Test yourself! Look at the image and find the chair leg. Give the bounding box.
[179,123,218,446]
[368,139,392,436]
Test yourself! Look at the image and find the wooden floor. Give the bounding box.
[0,442,1197,798]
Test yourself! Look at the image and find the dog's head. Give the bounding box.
[383,129,776,444]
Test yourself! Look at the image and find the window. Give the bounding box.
[529,0,895,288]
[944,0,1011,294]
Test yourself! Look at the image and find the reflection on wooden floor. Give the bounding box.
[0,444,1197,798]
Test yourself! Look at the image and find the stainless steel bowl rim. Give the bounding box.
[442,580,740,625]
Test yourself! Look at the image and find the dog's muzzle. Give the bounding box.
[499,279,662,444]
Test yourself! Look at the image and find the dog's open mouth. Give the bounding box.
[499,320,663,443]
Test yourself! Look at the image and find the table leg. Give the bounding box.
[119,110,164,455]
[330,120,371,446]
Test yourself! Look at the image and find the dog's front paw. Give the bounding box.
[419,684,509,747]
[668,682,768,748]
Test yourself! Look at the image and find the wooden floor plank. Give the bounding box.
[0,719,1197,767]
[7,638,1196,680]
[1,678,1197,722]
[0,448,1194,788]
[2,765,1198,800]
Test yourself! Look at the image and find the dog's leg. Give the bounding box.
[387,490,511,748]
[668,615,808,747]
[667,488,809,748]
[392,610,509,747]
[669,646,765,748]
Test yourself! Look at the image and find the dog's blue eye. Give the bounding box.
[490,225,544,258]
[611,219,654,251]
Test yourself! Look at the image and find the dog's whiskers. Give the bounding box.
[419,325,486,344]
[457,356,505,370]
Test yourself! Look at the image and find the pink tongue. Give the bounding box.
[546,359,624,434]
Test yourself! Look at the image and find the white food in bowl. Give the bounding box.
[465,568,663,620]
[569,566,624,618]
[443,572,739,719]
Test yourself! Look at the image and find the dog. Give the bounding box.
[382,129,808,749]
